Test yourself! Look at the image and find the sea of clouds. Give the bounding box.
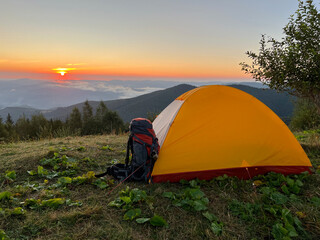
[0,78,260,110]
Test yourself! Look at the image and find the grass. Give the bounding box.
[0,133,320,239]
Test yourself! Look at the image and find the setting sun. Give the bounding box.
[52,67,76,77]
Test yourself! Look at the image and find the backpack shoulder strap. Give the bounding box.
[125,134,133,167]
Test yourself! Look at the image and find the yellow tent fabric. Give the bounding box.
[152,85,311,183]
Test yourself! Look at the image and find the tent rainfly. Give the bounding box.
[151,85,312,183]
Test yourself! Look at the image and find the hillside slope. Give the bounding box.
[0,133,319,239]
[43,84,195,122]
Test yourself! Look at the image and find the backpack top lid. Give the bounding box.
[130,118,153,133]
[129,118,158,149]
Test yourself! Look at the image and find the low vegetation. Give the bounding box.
[0,101,124,143]
[290,99,320,130]
[0,133,320,239]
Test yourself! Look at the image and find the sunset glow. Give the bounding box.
[0,0,302,81]
[52,68,76,77]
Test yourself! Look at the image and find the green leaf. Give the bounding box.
[281,208,290,217]
[0,191,12,201]
[289,194,299,203]
[27,170,37,176]
[192,199,208,211]
[150,214,168,227]
[311,196,320,207]
[101,145,113,151]
[270,192,288,204]
[65,199,82,207]
[286,224,298,237]
[108,199,124,208]
[111,159,119,164]
[72,176,87,185]
[120,186,130,196]
[215,174,228,181]
[162,192,175,199]
[136,218,150,224]
[272,223,288,239]
[46,171,59,179]
[202,211,218,222]
[5,170,16,181]
[41,198,65,209]
[95,181,108,189]
[123,208,141,220]
[10,207,25,215]
[120,196,132,205]
[53,165,60,171]
[265,206,278,216]
[210,222,223,236]
[24,198,40,209]
[37,166,48,176]
[286,177,295,187]
[189,180,198,188]
[0,229,9,240]
[77,146,86,151]
[186,188,205,200]
[58,177,72,185]
[179,179,189,185]
[281,185,290,195]
[293,216,307,235]
[260,186,273,195]
[129,188,147,203]
[290,184,301,194]
[295,179,303,187]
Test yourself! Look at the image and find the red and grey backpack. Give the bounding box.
[102,118,160,182]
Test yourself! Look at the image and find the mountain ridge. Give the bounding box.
[0,84,295,123]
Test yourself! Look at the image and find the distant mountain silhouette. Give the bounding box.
[43,84,196,122]
[0,84,295,123]
[0,107,41,122]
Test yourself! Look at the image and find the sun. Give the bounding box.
[52,67,76,77]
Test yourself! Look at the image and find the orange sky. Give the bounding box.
[0,0,300,81]
[0,56,248,80]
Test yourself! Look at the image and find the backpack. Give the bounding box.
[105,118,160,182]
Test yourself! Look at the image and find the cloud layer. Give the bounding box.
[0,79,261,110]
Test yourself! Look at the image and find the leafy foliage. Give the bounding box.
[23,197,82,210]
[0,133,319,239]
[228,172,311,239]
[123,208,141,220]
[163,187,209,212]
[240,0,320,112]
[0,207,25,217]
[41,198,66,209]
[0,192,12,202]
[0,230,9,240]
[101,145,113,151]
[149,215,168,227]
[108,187,148,209]
[290,98,320,130]
[163,180,223,235]
[229,200,262,221]
[109,187,167,228]
[4,171,16,182]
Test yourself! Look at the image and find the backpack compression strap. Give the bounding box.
[125,134,133,167]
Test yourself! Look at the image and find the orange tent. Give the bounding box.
[151,85,311,183]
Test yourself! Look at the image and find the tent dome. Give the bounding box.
[152,85,311,183]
